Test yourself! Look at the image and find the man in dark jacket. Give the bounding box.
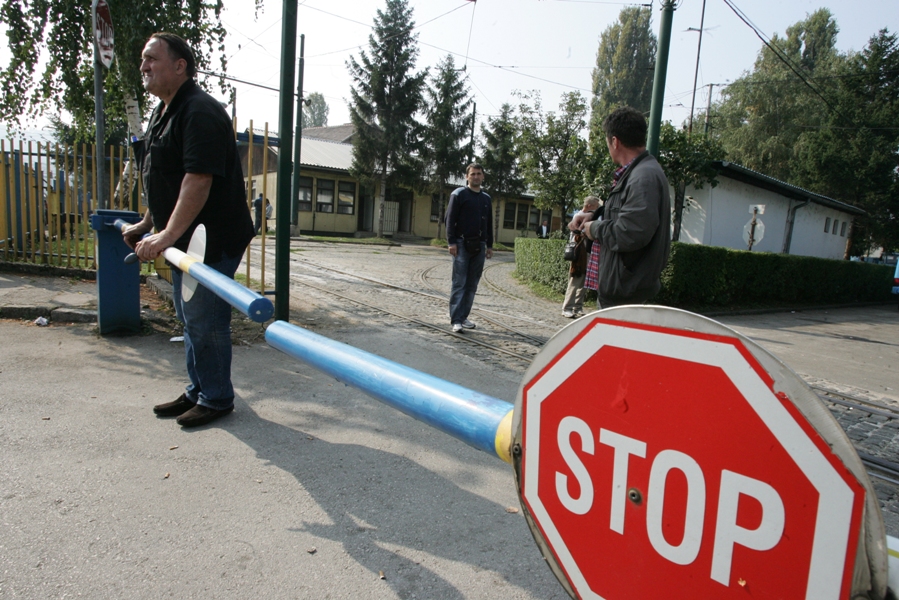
[571,106,670,308]
[445,164,493,333]
[123,32,255,428]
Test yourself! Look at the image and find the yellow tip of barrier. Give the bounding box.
[494,409,514,465]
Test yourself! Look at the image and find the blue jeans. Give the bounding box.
[449,240,486,324]
[171,251,243,410]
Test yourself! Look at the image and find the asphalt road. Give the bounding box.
[1,242,897,598]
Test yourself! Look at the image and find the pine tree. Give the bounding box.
[347,0,426,237]
[422,54,473,240]
[479,104,525,243]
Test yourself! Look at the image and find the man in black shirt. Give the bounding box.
[445,164,493,333]
[123,32,254,428]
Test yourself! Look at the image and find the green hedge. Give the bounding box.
[514,237,571,295]
[515,238,895,310]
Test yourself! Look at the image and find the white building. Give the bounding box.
[680,162,864,260]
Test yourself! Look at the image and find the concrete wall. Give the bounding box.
[680,176,854,259]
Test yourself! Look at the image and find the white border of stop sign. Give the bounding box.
[520,316,863,600]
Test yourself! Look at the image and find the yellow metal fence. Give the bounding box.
[2,123,274,297]
[0,139,151,273]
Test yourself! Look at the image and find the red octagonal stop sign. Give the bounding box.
[513,310,872,600]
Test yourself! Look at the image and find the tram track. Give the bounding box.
[284,262,539,363]
[293,256,550,346]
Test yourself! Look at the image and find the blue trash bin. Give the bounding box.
[90,209,143,334]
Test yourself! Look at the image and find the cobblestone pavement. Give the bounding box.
[248,238,899,536]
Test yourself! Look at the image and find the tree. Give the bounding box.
[589,6,656,145]
[0,0,247,141]
[789,30,899,254]
[657,123,725,241]
[710,9,843,182]
[421,54,473,240]
[479,103,525,243]
[347,0,426,237]
[710,11,899,253]
[516,91,590,226]
[303,92,329,128]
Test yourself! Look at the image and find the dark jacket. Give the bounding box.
[445,186,493,247]
[588,151,671,305]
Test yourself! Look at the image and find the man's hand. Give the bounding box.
[581,219,596,241]
[122,210,153,249]
[568,212,589,232]
[134,230,176,261]
[486,248,494,259]
[448,243,458,257]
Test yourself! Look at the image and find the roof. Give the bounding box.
[712,161,866,217]
[302,124,356,144]
[299,138,353,172]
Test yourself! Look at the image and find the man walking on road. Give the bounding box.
[570,106,670,308]
[446,164,493,333]
[123,32,254,428]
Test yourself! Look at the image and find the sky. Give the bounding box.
[1,0,898,141]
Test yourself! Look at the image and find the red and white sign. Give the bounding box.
[92,0,115,68]
[517,316,865,599]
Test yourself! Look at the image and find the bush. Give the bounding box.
[515,237,570,295]
[515,239,895,310]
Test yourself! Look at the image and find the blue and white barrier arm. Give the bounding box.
[265,320,515,463]
[113,219,274,323]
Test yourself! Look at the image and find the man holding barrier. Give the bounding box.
[123,33,254,428]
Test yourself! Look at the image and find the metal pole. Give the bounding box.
[469,102,476,164]
[647,0,676,157]
[275,0,298,322]
[265,320,514,461]
[704,83,714,135]
[291,34,305,228]
[687,0,707,136]
[93,50,108,209]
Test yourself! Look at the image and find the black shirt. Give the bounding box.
[141,79,254,262]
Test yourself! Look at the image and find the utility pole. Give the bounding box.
[647,0,676,157]
[291,34,305,231]
[704,83,714,135]
[687,0,707,136]
[468,102,476,164]
[274,0,298,322]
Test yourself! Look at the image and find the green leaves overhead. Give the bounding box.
[0,0,247,142]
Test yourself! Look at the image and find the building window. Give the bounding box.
[840,221,847,236]
[337,181,355,215]
[503,201,516,229]
[824,217,831,233]
[431,194,441,222]
[316,179,334,213]
[832,220,839,235]
[542,210,552,227]
[297,176,313,212]
[528,205,541,231]
[515,203,529,230]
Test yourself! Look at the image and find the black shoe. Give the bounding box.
[153,394,196,417]
[176,405,234,428]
